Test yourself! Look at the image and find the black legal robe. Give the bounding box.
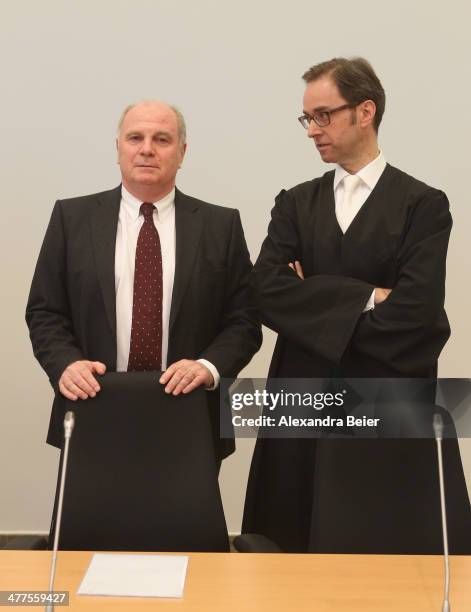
[242,164,471,553]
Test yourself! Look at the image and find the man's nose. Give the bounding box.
[140,138,155,155]
[307,120,322,138]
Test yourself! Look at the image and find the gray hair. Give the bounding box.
[117,100,187,144]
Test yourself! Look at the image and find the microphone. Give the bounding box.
[46,411,75,612]
[433,413,451,612]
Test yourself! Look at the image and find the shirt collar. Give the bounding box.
[121,185,175,222]
[333,150,386,192]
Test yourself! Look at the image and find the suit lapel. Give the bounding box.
[169,188,203,333]
[90,185,121,341]
[312,171,343,275]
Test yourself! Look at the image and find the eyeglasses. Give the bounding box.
[298,103,356,129]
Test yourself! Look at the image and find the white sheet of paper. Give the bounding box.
[77,553,189,598]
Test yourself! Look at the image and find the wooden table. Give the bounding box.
[0,551,470,610]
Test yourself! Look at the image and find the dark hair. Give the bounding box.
[302,57,385,132]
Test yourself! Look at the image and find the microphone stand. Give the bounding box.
[46,411,75,612]
[433,413,451,612]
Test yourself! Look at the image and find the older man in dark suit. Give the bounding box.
[26,100,261,462]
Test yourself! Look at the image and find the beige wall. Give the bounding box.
[1,1,470,534]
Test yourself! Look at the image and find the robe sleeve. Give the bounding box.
[252,188,374,364]
[351,188,452,375]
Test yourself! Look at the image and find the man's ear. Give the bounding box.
[179,143,188,169]
[359,100,376,129]
[116,138,119,163]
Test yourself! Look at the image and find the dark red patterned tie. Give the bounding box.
[127,203,163,371]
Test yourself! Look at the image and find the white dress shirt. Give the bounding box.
[333,151,387,310]
[115,186,219,387]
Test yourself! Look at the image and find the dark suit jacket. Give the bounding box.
[26,185,262,460]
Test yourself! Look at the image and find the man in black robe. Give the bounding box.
[242,57,471,553]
